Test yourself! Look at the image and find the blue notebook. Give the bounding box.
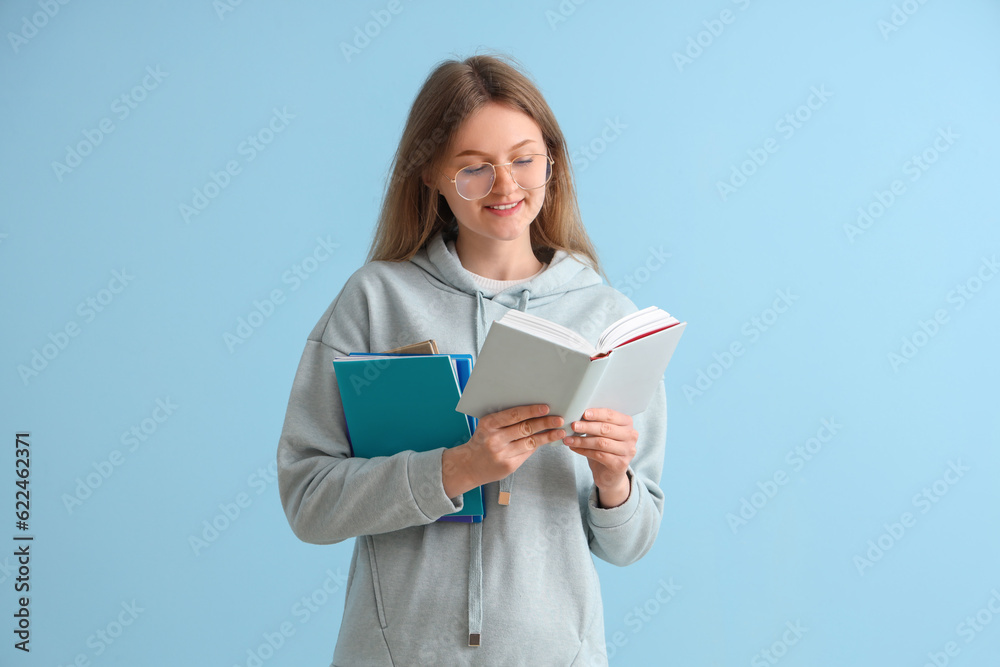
[334,353,483,522]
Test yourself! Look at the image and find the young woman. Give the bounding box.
[277,53,667,666]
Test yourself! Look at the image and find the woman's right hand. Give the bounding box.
[441,404,565,499]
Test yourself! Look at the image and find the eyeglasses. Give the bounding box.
[445,154,554,201]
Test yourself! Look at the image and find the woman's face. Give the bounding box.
[428,102,548,248]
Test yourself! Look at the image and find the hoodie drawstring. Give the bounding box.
[467,521,483,646]
[516,286,532,312]
[467,286,531,647]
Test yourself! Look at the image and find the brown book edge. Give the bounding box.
[382,339,439,355]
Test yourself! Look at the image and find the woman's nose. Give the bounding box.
[490,164,518,196]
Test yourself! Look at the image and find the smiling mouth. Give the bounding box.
[485,200,522,210]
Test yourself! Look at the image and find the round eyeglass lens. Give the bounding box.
[455,163,494,200]
[510,154,551,190]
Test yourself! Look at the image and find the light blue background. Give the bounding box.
[2,1,999,665]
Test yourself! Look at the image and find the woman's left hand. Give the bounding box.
[563,407,637,508]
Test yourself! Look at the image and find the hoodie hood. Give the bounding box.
[411,225,604,362]
[410,226,604,310]
[409,225,605,647]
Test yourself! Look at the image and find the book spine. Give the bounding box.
[560,357,612,433]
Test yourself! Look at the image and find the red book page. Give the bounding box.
[589,322,679,361]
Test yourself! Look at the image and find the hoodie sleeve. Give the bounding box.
[584,378,667,566]
[276,273,463,545]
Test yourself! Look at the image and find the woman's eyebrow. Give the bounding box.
[454,138,538,158]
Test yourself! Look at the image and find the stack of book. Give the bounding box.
[333,340,484,522]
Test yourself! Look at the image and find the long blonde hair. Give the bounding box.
[365,53,608,284]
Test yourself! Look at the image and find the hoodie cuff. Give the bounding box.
[588,469,639,528]
[407,448,464,520]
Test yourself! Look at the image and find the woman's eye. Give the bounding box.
[514,157,534,166]
[463,165,490,176]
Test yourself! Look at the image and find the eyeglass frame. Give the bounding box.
[443,153,556,201]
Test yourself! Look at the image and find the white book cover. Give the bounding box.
[455,307,686,435]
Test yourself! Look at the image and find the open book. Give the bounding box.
[455,306,686,433]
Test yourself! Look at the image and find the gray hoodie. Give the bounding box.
[277,226,667,666]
